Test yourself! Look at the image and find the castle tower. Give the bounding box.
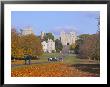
[20,26,34,35]
[60,31,77,46]
[41,32,45,40]
[60,31,67,45]
[70,32,77,45]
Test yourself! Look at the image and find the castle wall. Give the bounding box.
[60,31,77,45]
[20,27,34,35]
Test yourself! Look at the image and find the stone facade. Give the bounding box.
[41,39,55,53]
[20,27,34,35]
[47,39,55,53]
[41,41,47,53]
[60,31,77,46]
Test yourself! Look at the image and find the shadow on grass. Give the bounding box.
[70,64,100,75]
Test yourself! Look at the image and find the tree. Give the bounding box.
[11,28,23,59]
[55,39,63,52]
[78,17,100,61]
[79,34,100,61]
[74,34,91,54]
[11,28,43,60]
[20,34,43,57]
[69,43,76,50]
[96,16,100,33]
[44,33,54,41]
[74,17,100,61]
[78,34,91,41]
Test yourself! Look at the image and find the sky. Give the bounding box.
[11,11,99,38]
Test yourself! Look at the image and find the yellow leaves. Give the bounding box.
[11,62,98,77]
[11,29,43,59]
[12,48,24,58]
[69,43,76,50]
[23,48,32,55]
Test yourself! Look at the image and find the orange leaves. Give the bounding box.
[11,63,98,77]
[11,29,43,59]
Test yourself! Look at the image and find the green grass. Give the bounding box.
[37,53,62,62]
[40,53,62,58]
[38,53,79,64]
[12,53,99,65]
[32,53,99,65]
[12,53,100,75]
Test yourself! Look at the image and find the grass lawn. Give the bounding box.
[11,53,62,64]
[11,53,100,77]
[12,53,99,65]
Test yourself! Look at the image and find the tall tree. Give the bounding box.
[74,17,100,61]
[79,34,100,61]
[11,28,24,59]
[21,34,43,57]
[74,34,91,54]
[55,39,63,52]
[11,28,43,59]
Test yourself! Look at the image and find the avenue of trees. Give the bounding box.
[11,28,43,60]
[69,33,100,61]
[77,33,99,61]
[69,18,100,61]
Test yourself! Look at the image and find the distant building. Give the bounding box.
[60,31,77,45]
[20,26,34,35]
[41,39,55,53]
[47,39,55,53]
[41,41,47,53]
[41,32,45,40]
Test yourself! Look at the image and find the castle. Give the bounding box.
[20,26,34,35]
[41,32,56,53]
[20,27,77,53]
[41,32,45,40]
[41,39,55,53]
[60,31,77,46]
[19,28,56,53]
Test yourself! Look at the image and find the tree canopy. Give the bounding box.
[55,39,63,52]
[44,33,54,42]
[75,33,100,61]
[11,28,43,59]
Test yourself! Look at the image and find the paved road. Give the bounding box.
[61,45,69,55]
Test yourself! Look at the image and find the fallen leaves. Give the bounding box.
[11,62,99,77]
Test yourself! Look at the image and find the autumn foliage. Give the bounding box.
[79,34,100,60]
[11,28,43,59]
[74,33,100,61]
[11,63,98,77]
